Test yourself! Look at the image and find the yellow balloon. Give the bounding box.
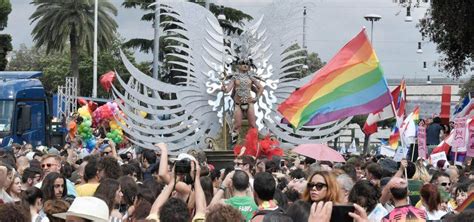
[139,111,147,118]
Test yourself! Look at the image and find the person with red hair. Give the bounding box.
[419,184,448,220]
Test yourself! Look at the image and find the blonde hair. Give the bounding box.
[413,161,431,183]
[303,171,342,203]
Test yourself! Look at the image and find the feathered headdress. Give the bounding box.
[228,29,258,69]
[233,128,283,159]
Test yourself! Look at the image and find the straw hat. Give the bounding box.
[53,197,109,222]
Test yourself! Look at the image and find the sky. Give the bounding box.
[5,0,446,79]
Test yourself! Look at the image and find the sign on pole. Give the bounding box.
[453,117,468,149]
[467,119,474,157]
[418,126,427,159]
[430,152,448,165]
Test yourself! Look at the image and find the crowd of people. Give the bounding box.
[1,134,474,222]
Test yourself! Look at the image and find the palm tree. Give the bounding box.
[122,0,252,53]
[30,0,118,94]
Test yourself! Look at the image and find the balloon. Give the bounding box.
[88,101,98,112]
[86,139,96,150]
[78,98,87,106]
[83,125,91,132]
[99,71,116,92]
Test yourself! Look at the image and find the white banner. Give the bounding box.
[430,152,448,165]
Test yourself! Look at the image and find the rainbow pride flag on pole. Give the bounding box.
[278,29,392,129]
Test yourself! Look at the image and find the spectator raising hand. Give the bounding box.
[308,201,333,222]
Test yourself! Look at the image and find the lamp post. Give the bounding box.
[153,0,160,79]
[364,14,382,45]
[301,6,308,78]
[92,0,98,98]
[417,42,423,54]
[217,5,228,150]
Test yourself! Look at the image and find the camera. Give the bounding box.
[175,158,191,174]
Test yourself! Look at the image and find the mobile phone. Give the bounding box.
[104,139,109,144]
[330,204,355,222]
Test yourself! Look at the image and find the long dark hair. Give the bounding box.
[41,172,67,201]
[21,187,43,210]
[94,178,120,212]
[200,176,214,206]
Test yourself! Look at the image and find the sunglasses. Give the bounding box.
[41,163,57,169]
[307,182,327,191]
[440,182,451,187]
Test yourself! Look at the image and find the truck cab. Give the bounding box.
[0,71,50,148]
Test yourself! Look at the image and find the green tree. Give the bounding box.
[7,41,149,98]
[284,43,325,80]
[0,0,12,70]
[418,0,474,78]
[121,0,253,53]
[30,0,118,94]
[459,76,474,98]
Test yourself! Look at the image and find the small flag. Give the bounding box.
[362,86,401,135]
[389,127,400,148]
[432,131,454,156]
[412,106,419,121]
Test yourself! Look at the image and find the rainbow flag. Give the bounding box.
[389,127,400,148]
[278,29,391,129]
[456,192,474,212]
[412,106,419,121]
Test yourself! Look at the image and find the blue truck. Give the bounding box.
[0,71,64,148]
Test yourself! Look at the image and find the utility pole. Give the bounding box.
[92,0,98,97]
[153,0,160,79]
[301,6,308,77]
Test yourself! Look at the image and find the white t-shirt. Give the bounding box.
[420,206,447,220]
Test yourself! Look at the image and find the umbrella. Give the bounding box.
[292,144,345,163]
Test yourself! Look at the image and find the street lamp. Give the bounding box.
[301,6,308,77]
[364,14,382,44]
[405,6,413,22]
[417,42,423,54]
[218,6,226,20]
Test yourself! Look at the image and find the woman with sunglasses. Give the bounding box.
[41,172,68,202]
[303,171,342,204]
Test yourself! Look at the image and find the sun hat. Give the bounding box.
[177,153,197,162]
[26,151,36,161]
[53,197,109,222]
